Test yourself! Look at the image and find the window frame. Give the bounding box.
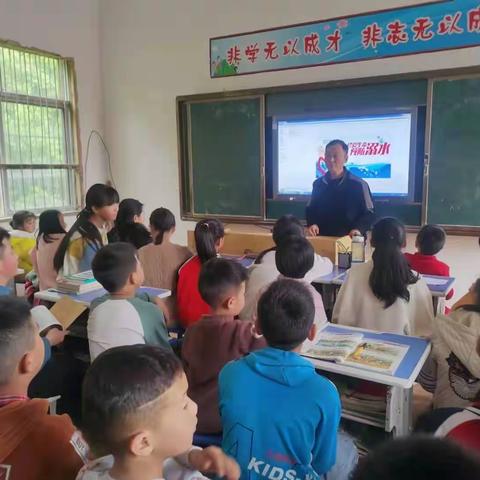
[0,40,83,220]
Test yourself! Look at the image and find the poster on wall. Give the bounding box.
[210,0,480,78]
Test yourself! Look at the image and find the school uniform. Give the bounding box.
[0,396,85,480]
[176,256,211,328]
[418,309,480,408]
[182,315,266,434]
[88,291,171,362]
[332,260,434,336]
[405,252,454,300]
[138,242,192,321]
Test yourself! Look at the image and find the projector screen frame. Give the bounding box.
[271,107,419,203]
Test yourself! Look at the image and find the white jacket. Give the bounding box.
[239,251,333,321]
[332,261,434,336]
[76,452,207,480]
[418,308,480,408]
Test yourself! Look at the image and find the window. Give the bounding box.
[0,41,80,217]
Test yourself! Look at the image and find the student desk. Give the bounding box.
[314,268,455,314]
[304,323,431,437]
[34,286,171,307]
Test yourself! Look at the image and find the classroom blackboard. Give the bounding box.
[427,78,480,227]
[187,97,263,218]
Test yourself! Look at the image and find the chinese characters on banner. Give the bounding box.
[210,0,480,77]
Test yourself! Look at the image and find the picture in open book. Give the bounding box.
[303,332,409,375]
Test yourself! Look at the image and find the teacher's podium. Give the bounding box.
[187,225,351,265]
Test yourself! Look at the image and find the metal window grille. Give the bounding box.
[0,42,80,217]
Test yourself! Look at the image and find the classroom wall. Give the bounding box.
[0,0,107,228]
[99,0,480,241]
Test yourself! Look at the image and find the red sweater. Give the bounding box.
[404,252,454,300]
[177,256,211,327]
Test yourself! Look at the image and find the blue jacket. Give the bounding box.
[219,347,341,480]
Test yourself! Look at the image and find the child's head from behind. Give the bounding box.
[275,236,314,279]
[150,208,176,245]
[37,210,67,244]
[92,243,144,294]
[199,258,248,316]
[416,224,446,256]
[370,217,417,308]
[116,198,144,227]
[0,297,44,390]
[351,437,480,480]
[257,278,315,351]
[10,210,36,233]
[194,218,224,263]
[85,183,120,223]
[82,345,197,461]
[272,215,304,246]
[0,228,18,281]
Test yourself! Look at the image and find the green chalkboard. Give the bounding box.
[427,78,480,227]
[188,97,263,218]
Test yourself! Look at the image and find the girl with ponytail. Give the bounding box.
[54,184,119,276]
[176,218,224,327]
[138,208,192,322]
[332,217,434,336]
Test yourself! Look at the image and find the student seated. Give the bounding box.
[31,210,67,290]
[54,183,119,277]
[107,198,152,249]
[0,297,85,480]
[220,279,356,480]
[332,217,434,336]
[182,258,265,434]
[405,224,453,300]
[351,436,480,480]
[9,210,37,273]
[276,236,328,332]
[417,278,480,409]
[138,207,192,323]
[77,344,240,480]
[0,228,65,361]
[88,243,171,361]
[240,214,332,320]
[177,218,224,328]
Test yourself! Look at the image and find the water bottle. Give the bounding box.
[351,234,365,263]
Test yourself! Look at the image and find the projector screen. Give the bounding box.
[276,113,413,198]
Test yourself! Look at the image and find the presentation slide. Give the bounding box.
[276,113,412,197]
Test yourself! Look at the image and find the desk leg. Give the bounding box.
[386,386,412,437]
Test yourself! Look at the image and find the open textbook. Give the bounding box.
[303,332,409,375]
[31,297,87,335]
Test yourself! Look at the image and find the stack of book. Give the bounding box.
[56,270,101,294]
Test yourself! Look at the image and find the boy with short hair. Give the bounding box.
[182,258,265,434]
[0,297,85,479]
[275,236,328,332]
[77,344,240,480]
[88,242,171,361]
[219,279,344,480]
[405,224,453,299]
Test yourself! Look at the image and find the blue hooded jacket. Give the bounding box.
[219,347,341,480]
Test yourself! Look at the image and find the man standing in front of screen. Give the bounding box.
[306,139,375,237]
